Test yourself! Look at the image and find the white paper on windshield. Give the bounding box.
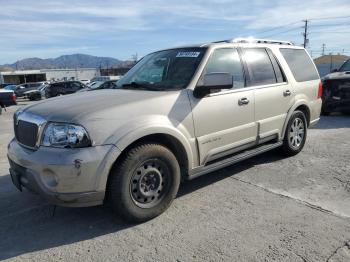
[176,52,200,58]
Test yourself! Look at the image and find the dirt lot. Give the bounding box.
[1,100,350,262]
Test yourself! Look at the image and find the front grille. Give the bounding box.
[325,80,350,99]
[14,120,38,148]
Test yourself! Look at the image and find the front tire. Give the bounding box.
[282,111,307,156]
[109,143,180,223]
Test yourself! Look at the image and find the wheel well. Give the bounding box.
[295,105,310,126]
[110,134,189,181]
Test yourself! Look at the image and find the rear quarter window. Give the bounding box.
[280,48,319,82]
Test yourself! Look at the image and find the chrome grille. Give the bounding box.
[13,111,46,149]
[15,120,38,148]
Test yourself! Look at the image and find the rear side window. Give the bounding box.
[70,82,83,91]
[242,48,277,86]
[280,48,319,82]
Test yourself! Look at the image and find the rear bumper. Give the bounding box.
[7,139,121,207]
[1,99,16,107]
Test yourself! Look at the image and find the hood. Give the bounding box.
[323,71,350,81]
[23,89,180,122]
[22,89,193,145]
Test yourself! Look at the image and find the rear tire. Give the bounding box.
[282,111,307,156]
[108,143,180,223]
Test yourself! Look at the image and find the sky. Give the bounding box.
[1,0,350,64]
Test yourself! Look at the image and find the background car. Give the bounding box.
[3,85,18,91]
[0,83,15,89]
[79,80,118,92]
[0,89,16,114]
[321,59,350,115]
[79,79,90,85]
[23,84,48,101]
[45,81,86,98]
[13,82,47,97]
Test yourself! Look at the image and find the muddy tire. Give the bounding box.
[108,143,180,223]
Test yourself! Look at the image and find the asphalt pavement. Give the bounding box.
[0,101,349,262]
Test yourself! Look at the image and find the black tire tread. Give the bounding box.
[109,143,180,223]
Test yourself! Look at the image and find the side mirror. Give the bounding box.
[331,68,338,73]
[193,73,233,98]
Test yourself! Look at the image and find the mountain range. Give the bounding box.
[0,54,123,70]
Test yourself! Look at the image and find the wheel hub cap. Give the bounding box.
[139,170,162,196]
[289,117,305,148]
[130,159,169,208]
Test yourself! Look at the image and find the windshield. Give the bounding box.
[339,60,350,72]
[4,85,16,90]
[117,48,206,90]
[88,81,105,89]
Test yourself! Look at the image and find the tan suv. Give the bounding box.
[8,38,322,222]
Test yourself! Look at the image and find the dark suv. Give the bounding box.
[322,59,350,115]
[45,81,86,98]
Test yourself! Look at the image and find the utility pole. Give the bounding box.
[329,52,333,73]
[322,43,326,56]
[302,19,309,48]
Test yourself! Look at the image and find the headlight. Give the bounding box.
[42,123,91,148]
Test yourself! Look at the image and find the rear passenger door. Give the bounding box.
[241,48,294,142]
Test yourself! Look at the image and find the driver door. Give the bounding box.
[190,48,257,165]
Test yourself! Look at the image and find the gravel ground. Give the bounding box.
[0,100,350,262]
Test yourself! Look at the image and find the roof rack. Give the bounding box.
[214,38,293,46]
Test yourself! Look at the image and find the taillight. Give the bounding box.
[12,93,16,102]
[317,81,323,99]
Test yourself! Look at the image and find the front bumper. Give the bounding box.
[323,98,350,112]
[7,139,120,207]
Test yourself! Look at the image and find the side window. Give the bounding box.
[280,48,319,82]
[202,48,245,89]
[51,83,60,92]
[266,49,285,83]
[242,48,277,86]
[110,81,118,88]
[71,82,82,91]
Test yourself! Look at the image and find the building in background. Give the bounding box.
[0,68,100,84]
[314,54,349,78]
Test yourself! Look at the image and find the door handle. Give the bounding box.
[238,97,249,106]
[283,90,291,97]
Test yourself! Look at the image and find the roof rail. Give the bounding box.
[214,38,293,46]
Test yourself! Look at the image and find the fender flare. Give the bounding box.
[115,124,195,167]
[281,100,310,139]
[95,123,195,192]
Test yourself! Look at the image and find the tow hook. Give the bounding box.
[74,159,82,169]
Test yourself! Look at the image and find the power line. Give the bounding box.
[261,27,301,38]
[310,22,350,27]
[309,15,350,21]
[310,30,350,34]
[255,21,302,35]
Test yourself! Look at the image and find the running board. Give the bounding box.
[188,141,283,180]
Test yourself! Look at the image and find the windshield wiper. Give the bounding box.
[121,82,167,91]
[121,82,144,88]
